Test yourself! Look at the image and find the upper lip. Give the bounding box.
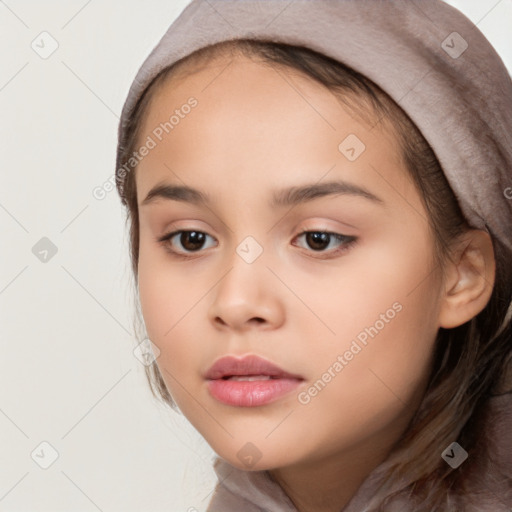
[205,354,304,380]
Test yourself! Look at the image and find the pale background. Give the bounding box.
[0,1,510,511]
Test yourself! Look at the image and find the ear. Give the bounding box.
[438,229,496,329]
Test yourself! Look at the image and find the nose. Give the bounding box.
[207,247,285,332]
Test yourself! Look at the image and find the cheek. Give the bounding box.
[137,242,186,350]
[332,246,437,398]
[284,222,439,354]
[137,244,212,387]
[290,283,439,460]
[137,232,200,335]
[301,297,437,458]
[295,225,440,405]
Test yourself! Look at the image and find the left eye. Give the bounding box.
[293,230,356,256]
[157,229,357,258]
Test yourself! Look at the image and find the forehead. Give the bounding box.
[134,53,408,207]
[138,51,386,144]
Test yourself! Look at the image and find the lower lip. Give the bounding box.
[207,377,302,407]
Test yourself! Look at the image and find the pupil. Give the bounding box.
[182,231,205,251]
[307,232,329,251]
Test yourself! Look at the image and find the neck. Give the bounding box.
[267,411,413,512]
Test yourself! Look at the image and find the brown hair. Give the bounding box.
[116,39,512,510]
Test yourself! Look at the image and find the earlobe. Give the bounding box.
[438,230,496,329]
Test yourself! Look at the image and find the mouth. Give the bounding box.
[205,353,304,380]
[220,375,280,381]
[205,354,304,407]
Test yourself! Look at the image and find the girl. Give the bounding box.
[115,1,512,510]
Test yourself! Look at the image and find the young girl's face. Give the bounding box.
[135,54,445,472]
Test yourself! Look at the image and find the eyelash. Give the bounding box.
[156,229,358,260]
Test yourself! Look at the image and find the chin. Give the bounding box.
[209,440,297,473]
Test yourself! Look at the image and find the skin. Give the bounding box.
[134,53,495,512]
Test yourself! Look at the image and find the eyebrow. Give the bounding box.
[140,179,384,208]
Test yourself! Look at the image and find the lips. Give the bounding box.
[204,354,304,381]
[204,354,304,407]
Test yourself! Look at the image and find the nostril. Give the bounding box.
[213,316,265,327]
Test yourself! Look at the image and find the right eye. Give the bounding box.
[157,230,217,257]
